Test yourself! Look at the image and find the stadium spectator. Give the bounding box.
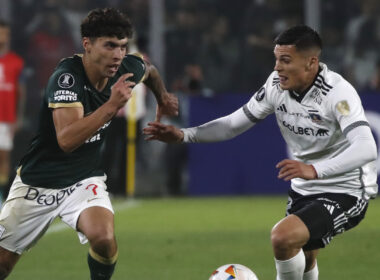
[143,25,378,280]
[27,6,75,93]
[0,8,178,280]
[196,15,239,93]
[0,19,25,206]
[343,0,380,89]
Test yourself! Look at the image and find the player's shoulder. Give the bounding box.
[54,54,83,75]
[317,63,357,97]
[49,55,84,84]
[119,52,147,83]
[46,55,85,95]
[261,71,282,96]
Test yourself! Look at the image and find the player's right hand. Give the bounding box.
[143,122,184,143]
[109,73,136,110]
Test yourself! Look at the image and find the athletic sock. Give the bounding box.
[87,248,118,280]
[303,261,318,280]
[275,250,305,280]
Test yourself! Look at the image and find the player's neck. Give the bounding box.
[81,55,109,92]
[295,67,320,94]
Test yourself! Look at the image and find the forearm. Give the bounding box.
[313,126,377,178]
[182,107,256,143]
[56,102,118,152]
[143,64,167,105]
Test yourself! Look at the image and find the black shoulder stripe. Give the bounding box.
[243,104,260,123]
[315,81,331,92]
[343,121,370,136]
[317,75,333,89]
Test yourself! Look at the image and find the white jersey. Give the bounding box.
[244,63,378,199]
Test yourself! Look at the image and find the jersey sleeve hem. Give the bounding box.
[48,102,83,109]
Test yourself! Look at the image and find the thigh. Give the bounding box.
[287,190,368,250]
[77,206,115,241]
[59,176,114,244]
[0,176,59,254]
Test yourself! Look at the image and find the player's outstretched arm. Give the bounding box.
[54,73,135,153]
[143,122,184,143]
[144,107,256,144]
[142,61,178,122]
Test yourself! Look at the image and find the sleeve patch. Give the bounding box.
[53,90,78,102]
[336,100,350,116]
[58,73,75,88]
[255,87,266,101]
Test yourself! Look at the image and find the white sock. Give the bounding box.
[303,262,318,280]
[275,250,305,280]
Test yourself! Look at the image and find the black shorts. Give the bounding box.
[286,189,368,251]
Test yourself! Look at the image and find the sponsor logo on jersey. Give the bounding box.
[255,87,265,101]
[54,90,78,102]
[85,121,111,144]
[58,73,75,88]
[282,120,329,137]
[336,100,350,116]
[24,182,83,206]
[277,104,287,112]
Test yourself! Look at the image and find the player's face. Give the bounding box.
[0,26,10,53]
[84,36,128,78]
[274,44,316,93]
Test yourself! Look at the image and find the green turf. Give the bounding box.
[8,196,380,280]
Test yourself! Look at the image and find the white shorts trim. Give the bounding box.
[0,123,13,151]
[0,175,114,254]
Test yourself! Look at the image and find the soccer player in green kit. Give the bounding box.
[0,8,178,280]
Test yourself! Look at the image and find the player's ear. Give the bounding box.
[306,56,318,71]
[82,37,92,53]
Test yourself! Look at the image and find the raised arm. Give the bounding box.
[142,60,178,121]
[54,73,135,153]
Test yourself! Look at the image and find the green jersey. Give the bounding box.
[18,54,146,189]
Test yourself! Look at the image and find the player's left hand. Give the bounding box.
[276,159,317,181]
[155,93,179,122]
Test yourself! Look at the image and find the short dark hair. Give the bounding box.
[80,8,133,39]
[274,25,322,51]
[0,19,9,28]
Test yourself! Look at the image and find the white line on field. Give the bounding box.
[46,199,140,235]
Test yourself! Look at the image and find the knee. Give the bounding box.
[271,225,294,251]
[0,261,14,279]
[87,228,117,256]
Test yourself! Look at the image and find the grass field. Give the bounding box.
[8,196,380,280]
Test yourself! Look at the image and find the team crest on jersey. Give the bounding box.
[336,100,350,116]
[308,109,323,124]
[255,87,265,101]
[58,73,75,88]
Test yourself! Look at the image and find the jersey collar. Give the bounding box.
[289,66,323,103]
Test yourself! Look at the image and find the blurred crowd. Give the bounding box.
[1,0,380,196]
[6,0,380,121]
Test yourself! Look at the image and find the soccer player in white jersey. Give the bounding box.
[143,25,378,280]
